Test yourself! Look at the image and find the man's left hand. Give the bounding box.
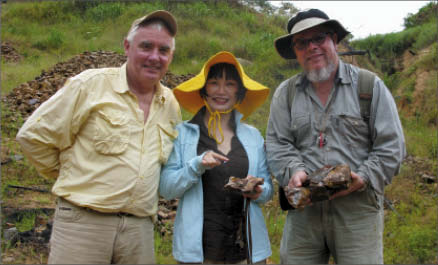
[243,175,263,200]
[329,171,365,200]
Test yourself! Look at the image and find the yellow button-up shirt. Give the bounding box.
[16,63,182,217]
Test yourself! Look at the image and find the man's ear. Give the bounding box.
[168,50,174,64]
[123,39,130,56]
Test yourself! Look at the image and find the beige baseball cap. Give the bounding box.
[129,10,177,36]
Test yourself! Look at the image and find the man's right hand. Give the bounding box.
[287,170,312,207]
[288,170,308,188]
[201,151,229,169]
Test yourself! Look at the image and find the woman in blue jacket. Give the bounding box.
[160,51,273,264]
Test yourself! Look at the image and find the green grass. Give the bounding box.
[14,212,37,233]
[402,116,437,159]
[262,184,287,263]
[384,165,438,264]
[154,229,176,264]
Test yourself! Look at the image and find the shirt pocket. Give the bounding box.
[291,113,312,147]
[93,109,130,155]
[338,114,370,147]
[157,122,178,164]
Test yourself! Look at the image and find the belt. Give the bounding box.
[58,197,135,217]
[80,206,135,217]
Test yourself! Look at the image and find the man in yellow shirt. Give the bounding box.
[16,10,181,264]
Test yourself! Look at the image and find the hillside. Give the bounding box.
[1,1,437,264]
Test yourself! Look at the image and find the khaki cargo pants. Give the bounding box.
[48,198,155,264]
[280,188,384,264]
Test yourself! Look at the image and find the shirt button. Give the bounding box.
[139,175,144,179]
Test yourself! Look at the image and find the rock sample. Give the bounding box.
[224,177,264,195]
[284,164,352,208]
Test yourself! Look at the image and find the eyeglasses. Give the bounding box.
[292,32,332,51]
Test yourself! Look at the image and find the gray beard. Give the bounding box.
[305,61,337,83]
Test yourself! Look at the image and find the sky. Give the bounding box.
[269,1,432,39]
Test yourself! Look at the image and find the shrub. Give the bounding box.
[32,29,65,50]
[14,212,36,233]
[404,2,437,28]
[413,22,438,51]
[383,72,401,92]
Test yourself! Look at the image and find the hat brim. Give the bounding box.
[274,19,350,59]
[174,51,269,120]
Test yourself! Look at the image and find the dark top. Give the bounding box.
[189,107,249,263]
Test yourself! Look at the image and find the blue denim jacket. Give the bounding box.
[159,111,273,263]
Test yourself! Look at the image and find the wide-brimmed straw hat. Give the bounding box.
[275,9,350,59]
[173,51,269,120]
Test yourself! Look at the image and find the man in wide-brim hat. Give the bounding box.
[266,8,406,264]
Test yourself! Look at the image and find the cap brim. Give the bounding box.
[174,51,269,120]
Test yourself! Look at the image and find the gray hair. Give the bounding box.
[126,20,175,51]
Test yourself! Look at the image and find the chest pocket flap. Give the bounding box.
[94,109,130,155]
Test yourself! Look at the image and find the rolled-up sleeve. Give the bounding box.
[266,78,306,187]
[357,78,406,194]
[16,78,90,179]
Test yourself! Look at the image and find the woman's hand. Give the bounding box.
[243,175,263,200]
[201,150,229,169]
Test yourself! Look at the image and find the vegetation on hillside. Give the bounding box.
[351,2,437,74]
[351,1,437,160]
[350,3,437,263]
[1,1,436,264]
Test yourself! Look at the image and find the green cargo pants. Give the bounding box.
[280,188,384,264]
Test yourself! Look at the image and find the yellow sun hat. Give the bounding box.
[173,51,270,120]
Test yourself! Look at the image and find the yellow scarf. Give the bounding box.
[204,100,236,144]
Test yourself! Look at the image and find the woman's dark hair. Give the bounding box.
[199,63,246,103]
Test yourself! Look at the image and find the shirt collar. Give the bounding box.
[153,82,166,106]
[116,63,167,105]
[336,60,351,85]
[115,63,130,94]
